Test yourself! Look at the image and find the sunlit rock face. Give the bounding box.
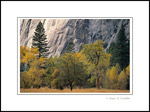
[20,19,130,57]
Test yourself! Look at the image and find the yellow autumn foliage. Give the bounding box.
[28,57,46,87]
[105,66,118,89]
[118,70,128,90]
[109,66,117,83]
[20,46,46,88]
[20,71,32,88]
[20,46,39,64]
[125,64,130,78]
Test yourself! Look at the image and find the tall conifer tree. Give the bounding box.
[32,21,49,58]
[107,24,129,70]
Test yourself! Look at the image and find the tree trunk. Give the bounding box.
[71,86,73,91]
[97,76,100,89]
[100,76,104,89]
[70,83,73,91]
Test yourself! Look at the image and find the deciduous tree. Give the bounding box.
[81,40,111,89]
[118,70,127,90]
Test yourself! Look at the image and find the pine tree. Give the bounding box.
[63,38,75,54]
[107,42,116,67]
[107,24,129,70]
[115,24,129,70]
[32,21,49,58]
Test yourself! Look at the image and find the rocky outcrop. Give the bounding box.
[20,19,130,57]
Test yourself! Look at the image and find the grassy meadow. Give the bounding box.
[20,87,130,93]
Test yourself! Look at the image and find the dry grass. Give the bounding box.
[20,87,130,93]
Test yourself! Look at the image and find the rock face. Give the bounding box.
[20,19,130,57]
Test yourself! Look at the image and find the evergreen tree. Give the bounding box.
[63,38,75,54]
[115,24,129,70]
[107,42,116,67]
[107,24,129,70]
[32,21,49,58]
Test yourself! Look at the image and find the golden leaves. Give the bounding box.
[125,64,130,77]
[20,46,46,88]
[109,66,117,83]
[20,46,39,64]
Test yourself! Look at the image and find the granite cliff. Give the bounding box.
[20,19,130,57]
